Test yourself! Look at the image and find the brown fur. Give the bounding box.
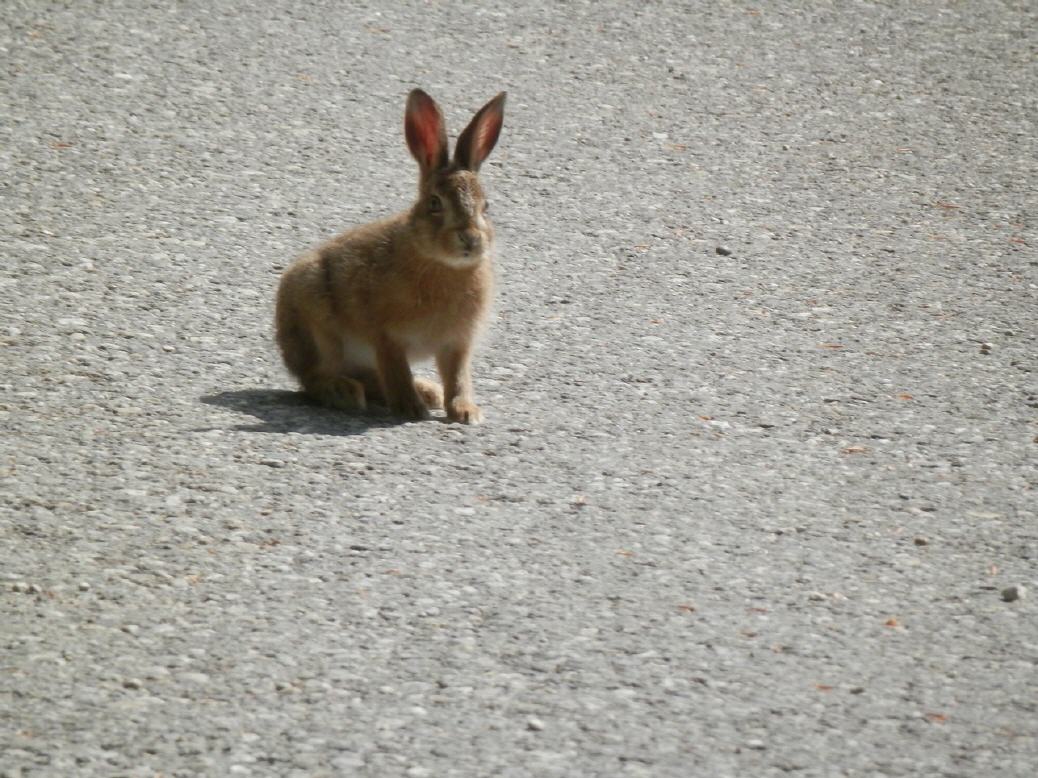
[275,89,506,423]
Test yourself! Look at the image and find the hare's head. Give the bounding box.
[405,89,506,268]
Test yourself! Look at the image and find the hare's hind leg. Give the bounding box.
[276,266,366,412]
[308,373,367,412]
[307,328,368,411]
[283,322,366,411]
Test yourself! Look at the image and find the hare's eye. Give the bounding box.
[429,195,443,214]
[482,201,490,213]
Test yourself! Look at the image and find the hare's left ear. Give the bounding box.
[454,92,506,172]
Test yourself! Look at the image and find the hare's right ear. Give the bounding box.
[405,89,449,176]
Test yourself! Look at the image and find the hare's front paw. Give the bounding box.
[447,398,483,425]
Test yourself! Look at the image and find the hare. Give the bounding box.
[275,89,507,423]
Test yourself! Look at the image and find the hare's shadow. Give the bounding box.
[200,388,404,435]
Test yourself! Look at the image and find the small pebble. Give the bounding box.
[715,245,733,256]
[913,537,929,546]
[746,739,766,750]
[1001,585,1026,602]
[78,581,91,591]
[526,717,545,732]
[979,343,992,354]
[122,678,143,690]
[259,458,286,468]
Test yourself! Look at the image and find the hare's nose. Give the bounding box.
[459,230,482,252]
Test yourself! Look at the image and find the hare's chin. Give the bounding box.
[437,251,488,270]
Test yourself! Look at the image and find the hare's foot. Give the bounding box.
[305,375,367,411]
[447,398,483,425]
[352,375,440,414]
[414,378,444,410]
[387,390,430,421]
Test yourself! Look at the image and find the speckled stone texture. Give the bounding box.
[2,1,1036,776]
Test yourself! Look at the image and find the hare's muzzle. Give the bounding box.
[458,228,483,255]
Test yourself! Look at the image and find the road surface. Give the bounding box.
[2,1,1036,775]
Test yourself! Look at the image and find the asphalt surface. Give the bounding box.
[2,1,1036,776]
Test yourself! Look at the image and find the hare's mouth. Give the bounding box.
[439,250,486,269]
[434,232,489,267]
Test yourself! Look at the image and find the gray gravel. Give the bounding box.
[2,1,1036,776]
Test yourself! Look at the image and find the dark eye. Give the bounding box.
[482,201,490,213]
[429,195,443,214]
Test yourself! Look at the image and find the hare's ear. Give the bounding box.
[454,92,506,172]
[405,89,449,175]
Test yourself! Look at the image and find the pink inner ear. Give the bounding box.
[406,98,444,170]
[474,113,503,165]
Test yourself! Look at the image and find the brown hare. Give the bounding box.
[275,89,506,423]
